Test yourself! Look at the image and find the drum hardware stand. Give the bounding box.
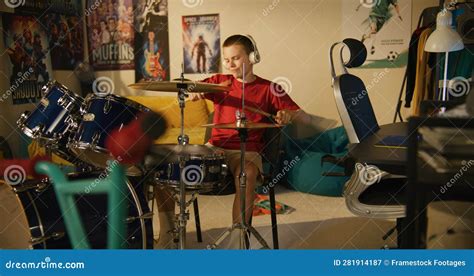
[37,137,55,161]
[207,125,269,250]
[208,65,270,250]
[167,65,192,249]
[176,155,188,249]
[12,180,48,193]
[30,232,65,246]
[124,212,154,223]
[177,64,189,146]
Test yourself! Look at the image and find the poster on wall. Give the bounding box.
[135,0,170,82]
[182,14,221,74]
[14,0,82,15]
[2,14,52,105]
[42,14,83,70]
[134,0,168,33]
[342,0,412,68]
[86,0,135,71]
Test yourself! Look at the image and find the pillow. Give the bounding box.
[283,127,350,197]
[127,96,210,128]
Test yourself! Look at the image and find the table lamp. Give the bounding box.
[424,8,465,110]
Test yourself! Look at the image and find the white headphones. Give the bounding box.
[222,34,261,69]
[245,34,261,64]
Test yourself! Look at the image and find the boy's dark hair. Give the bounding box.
[222,35,254,55]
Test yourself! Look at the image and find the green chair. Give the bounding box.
[35,161,129,249]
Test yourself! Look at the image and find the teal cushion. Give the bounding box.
[284,127,350,197]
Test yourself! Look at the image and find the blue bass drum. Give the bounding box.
[11,172,153,249]
[17,81,83,141]
[69,94,149,175]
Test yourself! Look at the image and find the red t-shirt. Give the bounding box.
[203,74,300,152]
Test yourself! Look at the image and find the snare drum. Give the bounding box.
[6,172,153,249]
[145,144,227,192]
[69,94,149,174]
[17,81,83,141]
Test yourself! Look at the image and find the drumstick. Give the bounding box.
[244,106,276,119]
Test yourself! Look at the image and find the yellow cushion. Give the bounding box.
[205,99,214,113]
[154,127,208,145]
[127,96,211,128]
[127,95,176,113]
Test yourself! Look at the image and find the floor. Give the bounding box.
[150,184,474,250]
[0,180,470,249]
[151,185,399,249]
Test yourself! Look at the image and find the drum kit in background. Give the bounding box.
[2,74,280,249]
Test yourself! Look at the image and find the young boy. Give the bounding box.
[155,34,309,248]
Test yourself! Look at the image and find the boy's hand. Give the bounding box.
[275,110,293,125]
[188,92,204,101]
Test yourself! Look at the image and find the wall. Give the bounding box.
[0,0,439,156]
[94,0,439,122]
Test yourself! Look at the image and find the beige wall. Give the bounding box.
[0,0,438,156]
[95,0,438,121]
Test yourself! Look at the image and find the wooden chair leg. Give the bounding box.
[193,198,203,243]
[269,186,279,249]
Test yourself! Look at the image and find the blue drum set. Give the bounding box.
[12,79,230,249]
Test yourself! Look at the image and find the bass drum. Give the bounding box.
[11,172,153,249]
[0,181,31,249]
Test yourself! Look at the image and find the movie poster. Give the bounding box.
[2,14,52,105]
[342,0,412,68]
[182,14,221,74]
[42,14,83,70]
[86,0,135,70]
[135,0,170,82]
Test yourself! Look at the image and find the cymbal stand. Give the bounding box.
[207,64,270,249]
[174,65,190,249]
[177,65,189,146]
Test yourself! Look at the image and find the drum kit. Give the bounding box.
[8,80,154,249]
[2,71,280,249]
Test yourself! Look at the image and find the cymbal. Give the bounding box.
[202,122,282,129]
[128,81,231,93]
